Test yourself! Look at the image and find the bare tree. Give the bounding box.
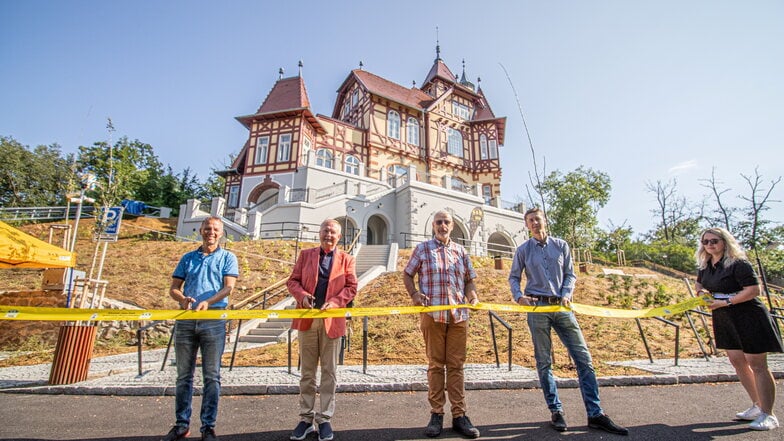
[646,179,700,242]
[699,166,734,230]
[739,167,781,250]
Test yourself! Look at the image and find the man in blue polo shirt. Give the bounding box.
[509,207,628,436]
[162,216,238,441]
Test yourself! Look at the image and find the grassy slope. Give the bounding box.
[0,219,739,376]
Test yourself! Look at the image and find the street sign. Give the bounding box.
[97,206,123,241]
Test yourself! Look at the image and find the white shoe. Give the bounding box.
[749,413,779,431]
[736,404,762,421]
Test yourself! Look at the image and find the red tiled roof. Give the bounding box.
[257,76,310,113]
[352,69,433,110]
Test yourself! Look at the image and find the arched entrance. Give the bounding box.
[450,221,468,247]
[335,216,358,249]
[366,215,388,245]
[487,232,515,257]
[247,178,280,211]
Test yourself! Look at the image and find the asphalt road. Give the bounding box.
[1,383,782,440]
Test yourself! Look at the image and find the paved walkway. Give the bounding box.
[1,349,783,396]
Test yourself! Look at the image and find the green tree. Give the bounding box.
[76,137,162,207]
[539,166,611,248]
[0,136,73,207]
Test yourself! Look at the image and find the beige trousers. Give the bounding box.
[298,318,341,424]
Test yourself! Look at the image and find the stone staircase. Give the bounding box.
[355,244,393,274]
[241,313,294,344]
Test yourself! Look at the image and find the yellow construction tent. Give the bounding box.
[0,220,76,268]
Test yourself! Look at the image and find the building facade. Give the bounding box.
[177,53,526,256]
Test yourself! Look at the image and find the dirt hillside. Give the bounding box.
[1,217,758,377]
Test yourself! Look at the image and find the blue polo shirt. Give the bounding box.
[172,246,239,309]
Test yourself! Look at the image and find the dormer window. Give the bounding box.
[452,101,472,120]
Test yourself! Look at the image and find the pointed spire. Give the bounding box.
[278,67,284,80]
[435,26,441,61]
[359,60,364,70]
[298,60,303,77]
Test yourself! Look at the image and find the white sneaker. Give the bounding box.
[736,404,763,421]
[749,413,779,431]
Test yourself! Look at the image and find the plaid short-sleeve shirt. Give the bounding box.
[404,238,477,323]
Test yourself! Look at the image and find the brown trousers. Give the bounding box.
[420,312,468,417]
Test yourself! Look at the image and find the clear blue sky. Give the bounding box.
[2,0,782,236]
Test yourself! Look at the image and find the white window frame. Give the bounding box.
[228,185,240,208]
[344,155,360,175]
[452,101,471,120]
[316,148,334,169]
[482,184,492,204]
[387,110,400,139]
[489,139,498,159]
[387,164,408,186]
[451,176,467,192]
[255,136,269,164]
[277,133,291,162]
[447,128,463,157]
[479,134,488,160]
[407,117,419,146]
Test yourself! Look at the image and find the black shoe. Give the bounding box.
[551,411,567,432]
[452,415,480,439]
[317,422,334,441]
[162,426,190,441]
[201,427,217,441]
[425,413,444,438]
[588,414,629,436]
[290,421,315,441]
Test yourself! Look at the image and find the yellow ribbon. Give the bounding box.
[0,295,712,321]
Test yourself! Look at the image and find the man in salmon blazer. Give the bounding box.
[287,218,357,441]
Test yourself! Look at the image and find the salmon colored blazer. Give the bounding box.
[287,247,357,338]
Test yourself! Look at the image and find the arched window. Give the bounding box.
[344,155,360,175]
[447,128,463,157]
[387,110,400,139]
[407,117,419,146]
[479,134,488,160]
[316,148,334,169]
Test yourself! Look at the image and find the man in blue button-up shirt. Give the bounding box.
[509,208,628,436]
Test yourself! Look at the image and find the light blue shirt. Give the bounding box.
[172,246,239,309]
[508,236,576,302]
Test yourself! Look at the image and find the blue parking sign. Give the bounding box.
[100,206,124,238]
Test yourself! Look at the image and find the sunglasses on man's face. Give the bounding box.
[702,238,721,245]
[434,219,451,226]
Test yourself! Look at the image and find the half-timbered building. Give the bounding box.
[177,53,526,255]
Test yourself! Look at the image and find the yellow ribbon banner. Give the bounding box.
[0,295,712,322]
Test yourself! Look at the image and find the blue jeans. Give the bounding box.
[174,319,226,432]
[527,310,603,417]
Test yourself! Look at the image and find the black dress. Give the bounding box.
[697,257,782,353]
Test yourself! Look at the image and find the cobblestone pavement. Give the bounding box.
[1,349,782,396]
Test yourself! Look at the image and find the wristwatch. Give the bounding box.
[726,298,732,306]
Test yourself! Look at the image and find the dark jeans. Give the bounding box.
[174,319,226,432]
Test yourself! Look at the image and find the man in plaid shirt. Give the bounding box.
[404,210,481,439]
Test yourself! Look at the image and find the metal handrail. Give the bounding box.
[488,311,513,371]
[636,316,680,365]
[229,282,290,371]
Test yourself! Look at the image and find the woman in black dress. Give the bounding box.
[695,227,782,431]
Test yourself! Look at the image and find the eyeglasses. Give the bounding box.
[701,238,721,245]
[434,219,451,226]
